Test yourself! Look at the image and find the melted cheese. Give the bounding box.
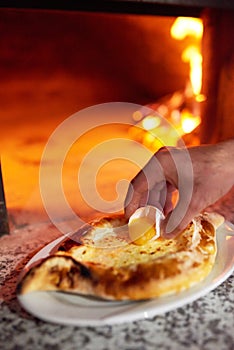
[56,215,216,271]
[69,235,179,268]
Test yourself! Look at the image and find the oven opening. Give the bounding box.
[1,7,233,234]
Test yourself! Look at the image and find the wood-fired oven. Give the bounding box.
[1,0,234,235]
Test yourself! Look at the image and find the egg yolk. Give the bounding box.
[128,217,156,245]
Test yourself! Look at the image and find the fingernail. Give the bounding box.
[162,231,178,239]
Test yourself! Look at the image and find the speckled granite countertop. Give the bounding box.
[0,222,233,350]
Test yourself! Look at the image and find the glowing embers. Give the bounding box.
[181,109,201,134]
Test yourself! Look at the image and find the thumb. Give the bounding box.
[161,201,201,239]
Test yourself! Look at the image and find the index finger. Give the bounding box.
[124,171,148,219]
[124,155,165,218]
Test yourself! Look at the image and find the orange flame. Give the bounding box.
[171,17,203,96]
[170,17,203,40]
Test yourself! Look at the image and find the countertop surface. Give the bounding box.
[0,221,233,350]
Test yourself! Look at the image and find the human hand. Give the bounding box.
[124,141,234,238]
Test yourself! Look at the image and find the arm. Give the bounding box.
[124,139,234,238]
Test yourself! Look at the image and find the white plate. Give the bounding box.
[18,222,234,326]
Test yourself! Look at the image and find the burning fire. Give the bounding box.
[171,17,204,98]
[130,17,204,148]
[182,46,202,96]
[170,17,203,40]
[171,17,204,136]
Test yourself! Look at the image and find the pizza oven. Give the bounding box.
[1,1,234,236]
